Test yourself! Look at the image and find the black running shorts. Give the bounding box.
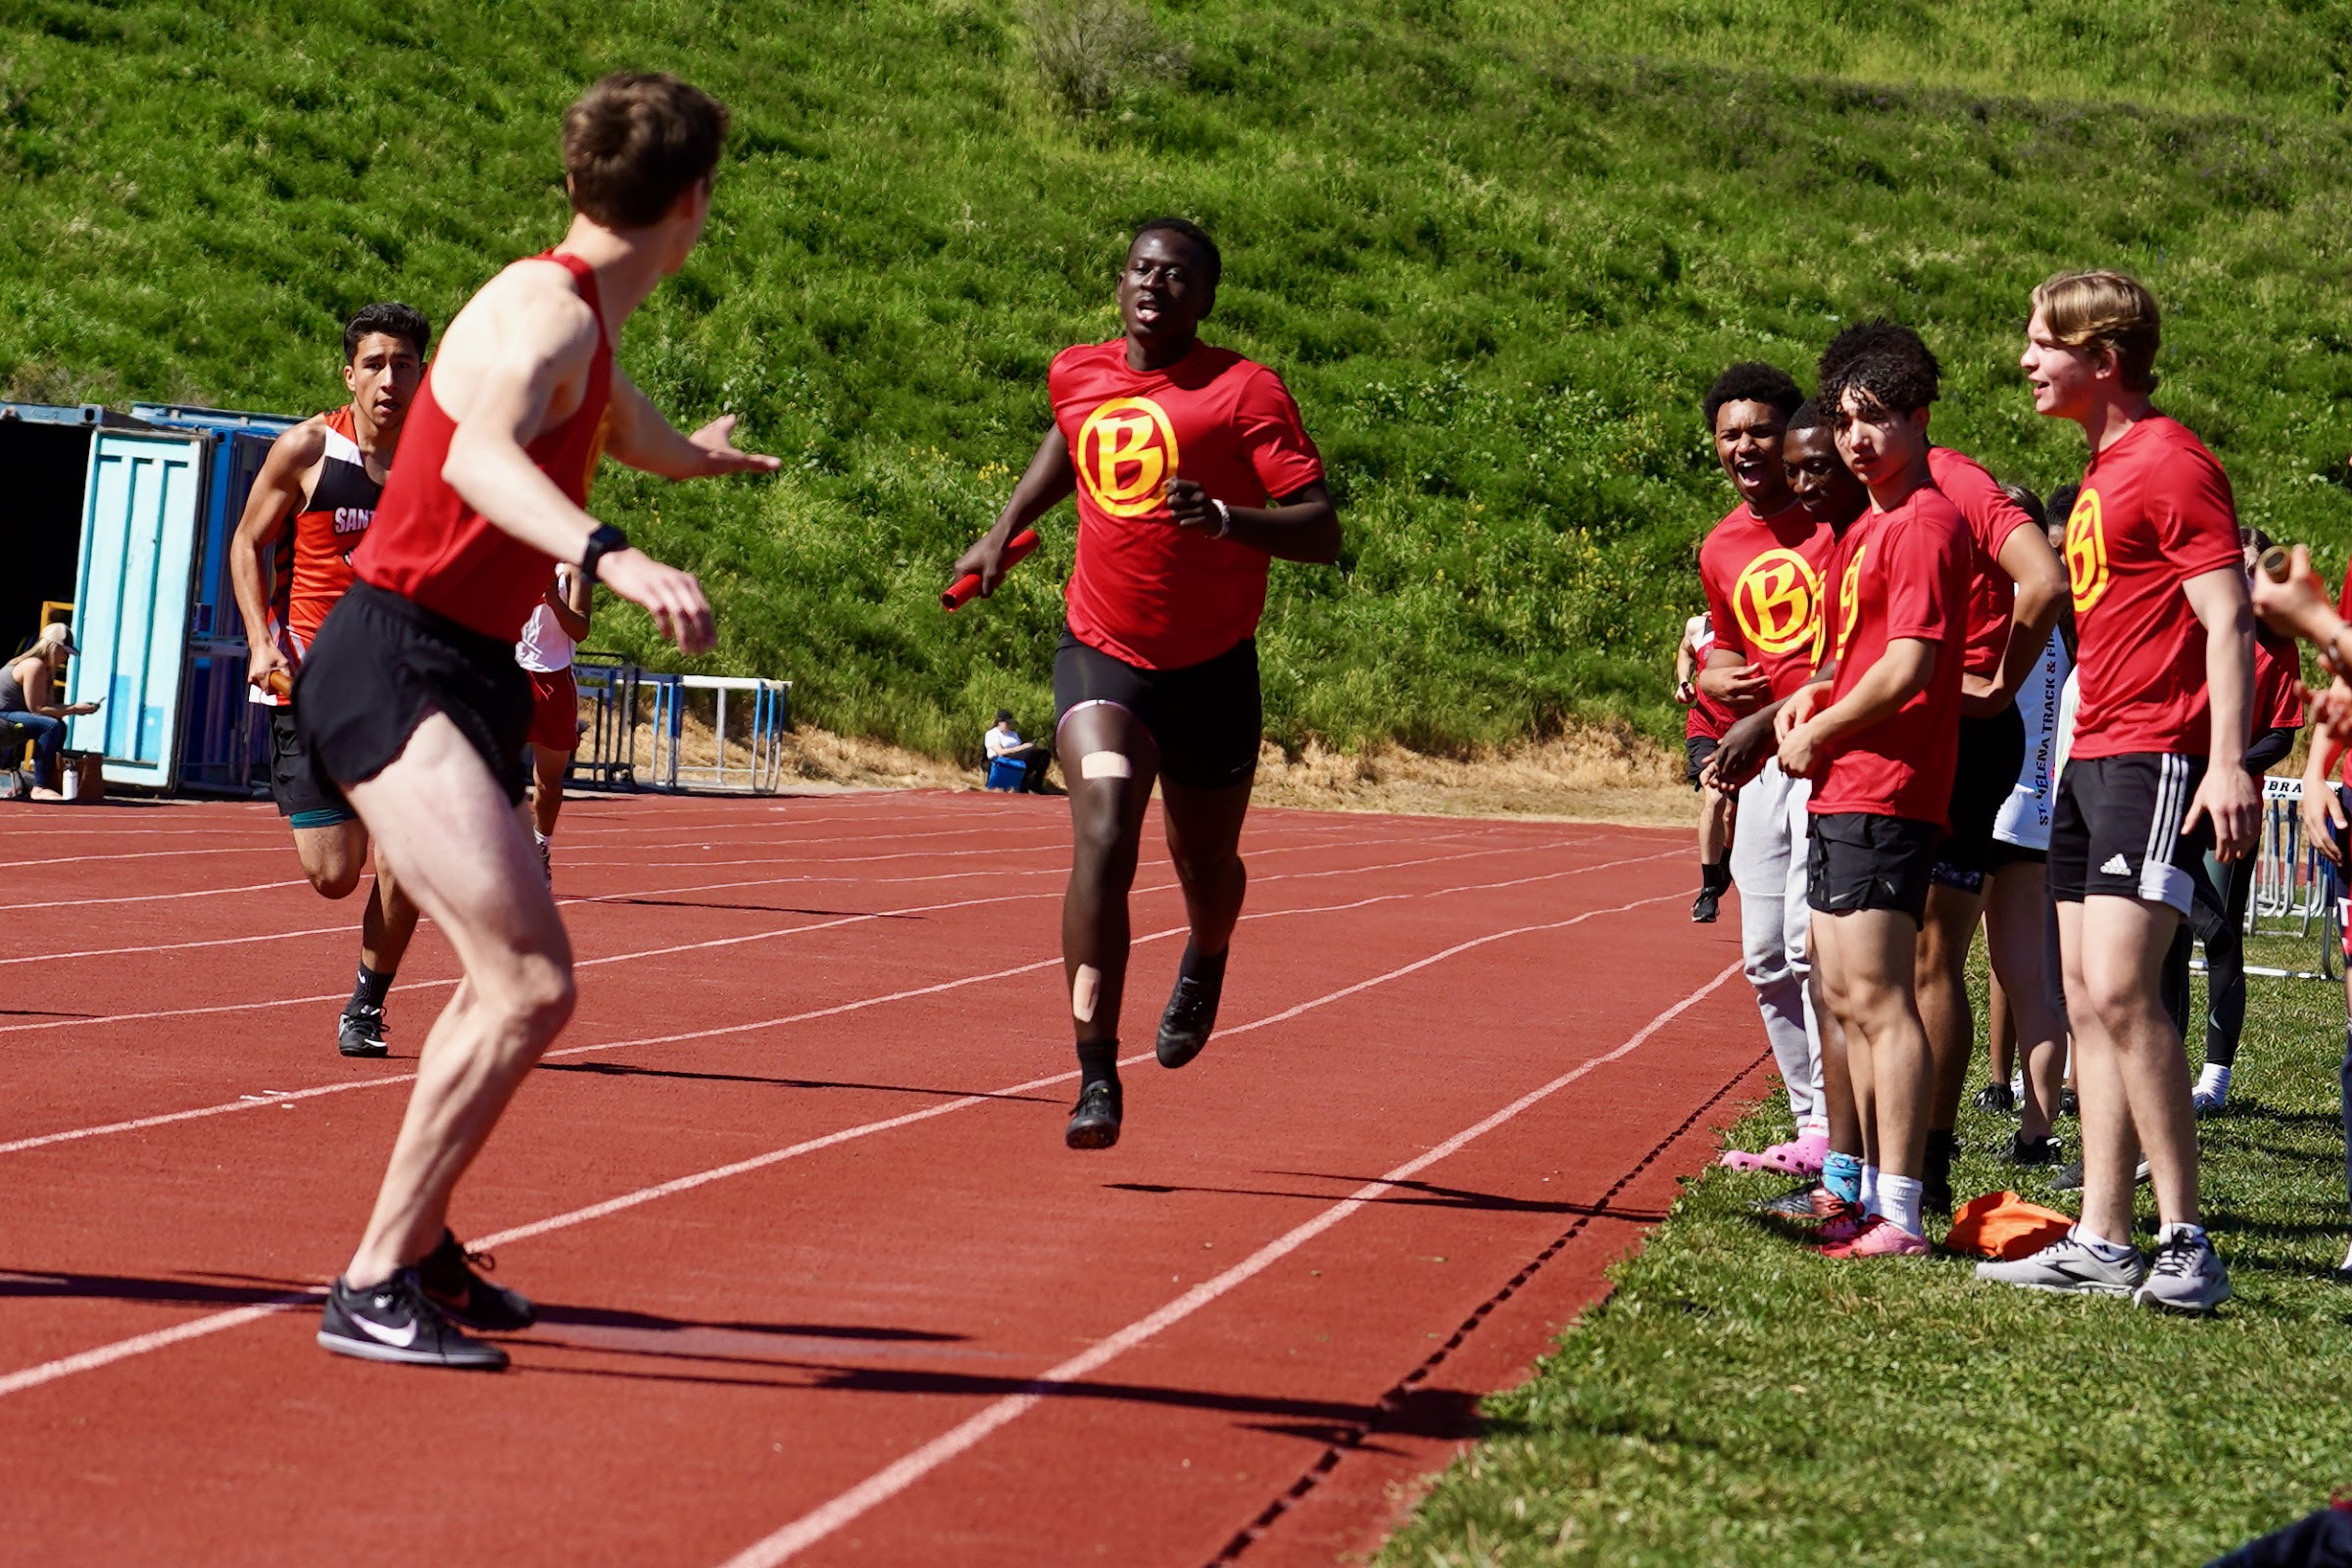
[1052,632,1260,791]
[293,580,533,807]
[1931,705,2028,894]
[2046,752,2212,915]
[1806,809,1940,925]
[1685,734,1720,789]
[268,708,358,829]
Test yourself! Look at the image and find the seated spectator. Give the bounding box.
[984,709,1053,793]
[0,624,97,802]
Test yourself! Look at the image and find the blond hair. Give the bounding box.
[2031,270,2161,392]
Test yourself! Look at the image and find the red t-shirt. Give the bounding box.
[1685,617,1733,741]
[1697,500,1838,705]
[1926,446,2037,679]
[2062,415,2240,759]
[1807,485,1972,825]
[2254,624,2306,734]
[1054,340,1324,670]
[359,252,612,640]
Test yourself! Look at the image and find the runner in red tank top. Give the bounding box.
[952,219,1342,1152]
[227,304,430,1061]
[297,74,780,1371]
[1676,610,1737,921]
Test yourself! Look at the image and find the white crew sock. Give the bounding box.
[2009,1069,2025,1097]
[2339,1238,2352,1274]
[1861,1164,1881,1215]
[1878,1174,1925,1238]
[2072,1223,2135,1259]
[2157,1220,2209,1247]
[2195,1063,2231,1100]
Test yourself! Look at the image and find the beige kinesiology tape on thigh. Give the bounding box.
[1079,751,1132,780]
[1072,963,1102,1023]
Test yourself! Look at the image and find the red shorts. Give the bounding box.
[526,667,580,755]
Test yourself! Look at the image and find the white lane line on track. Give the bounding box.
[0,888,1706,1399]
[716,956,1747,1567]
[0,849,1678,1155]
[0,879,311,913]
[0,827,1498,965]
[0,835,1631,1027]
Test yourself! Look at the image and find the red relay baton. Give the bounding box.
[942,528,1041,611]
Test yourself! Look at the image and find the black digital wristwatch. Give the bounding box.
[580,523,629,582]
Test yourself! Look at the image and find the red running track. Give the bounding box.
[0,791,1767,1566]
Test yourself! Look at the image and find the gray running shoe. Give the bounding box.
[1975,1234,2148,1296]
[2047,1155,2150,1193]
[2132,1231,2231,1315]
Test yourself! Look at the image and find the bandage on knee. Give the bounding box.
[1080,751,1131,780]
[1072,964,1101,1022]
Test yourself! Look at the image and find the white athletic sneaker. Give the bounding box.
[2132,1230,2231,1315]
[1975,1235,2148,1297]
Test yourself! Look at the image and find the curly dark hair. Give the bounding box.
[1818,319,1939,414]
[1702,362,1803,431]
[1832,348,1938,417]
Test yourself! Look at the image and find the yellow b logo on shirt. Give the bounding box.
[1833,545,1866,665]
[1077,397,1181,518]
[1731,549,1822,656]
[2066,488,2109,612]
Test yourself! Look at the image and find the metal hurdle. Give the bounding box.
[2240,776,2339,982]
[564,659,793,795]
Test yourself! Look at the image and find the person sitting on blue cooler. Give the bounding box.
[1,624,99,802]
[984,710,1052,793]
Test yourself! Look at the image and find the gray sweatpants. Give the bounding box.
[1731,760,1823,1132]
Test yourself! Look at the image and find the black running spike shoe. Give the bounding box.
[337,1004,389,1058]
[1973,1081,2016,1113]
[418,1230,537,1332]
[1065,1079,1122,1151]
[1155,953,1227,1069]
[1690,887,1720,923]
[318,1268,509,1370]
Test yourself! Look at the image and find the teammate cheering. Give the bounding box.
[1776,350,1971,1257]
[228,305,430,1058]
[1817,320,2069,1214]
[953,219,1340,1152]
[298,73,777,1368]
[1690,365,1838,1175]
[1979,270,2256,1313]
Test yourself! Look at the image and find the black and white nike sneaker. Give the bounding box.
[318,1268,510,1370]
[418,1230,536,1332]
[337,1004,389,1059]
[1155,949,1227,1069]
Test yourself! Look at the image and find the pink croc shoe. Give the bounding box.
[1758,1133,1829,1177]
[1834,1216,1931,1258]
[1814,1200,1872,1250]
[1717,1147,1772,1171]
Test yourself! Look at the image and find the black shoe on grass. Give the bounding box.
[1973,1081,2016,1113]
[1065,1080,1122,1151]
[419,1230,536,1332]
[318,1269,509,1370]
[2002,1132,2062,1167]
[1155,950,1227,1069]
[337,1004,389,1058]
[2058,1088,2079,1118]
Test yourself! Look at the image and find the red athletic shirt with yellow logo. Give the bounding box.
[1697,500,1837,706]
[1052,339,1323,671]
[1808,486,1971,825]
[2060,415,2238,759]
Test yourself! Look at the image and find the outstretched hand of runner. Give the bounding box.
[2182,762,2261,862]
[599,549,715,656]
[683,415,784,477]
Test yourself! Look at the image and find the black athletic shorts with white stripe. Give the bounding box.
[2047,753,2212,915]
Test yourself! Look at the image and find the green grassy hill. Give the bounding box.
[8,1,2352,760]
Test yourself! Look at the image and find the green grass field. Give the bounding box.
[8,2,2352,760]
[1380,925,2352,1567]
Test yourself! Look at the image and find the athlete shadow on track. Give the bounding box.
[591,897,916,918]
[533,1060,1057,1103]
[0,1007,95,1018]
[0,1268,315,1309]
[1104,1174,1667,1224]
[528,1300,964,1342]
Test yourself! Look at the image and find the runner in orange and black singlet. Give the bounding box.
[953,219,1343,1152]
[227,304,430,1059]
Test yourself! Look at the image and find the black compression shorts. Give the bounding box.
[294,580,533,807]
[268,708,358,828]
[1053,632,1260,791]
[1932,705,2029,894]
